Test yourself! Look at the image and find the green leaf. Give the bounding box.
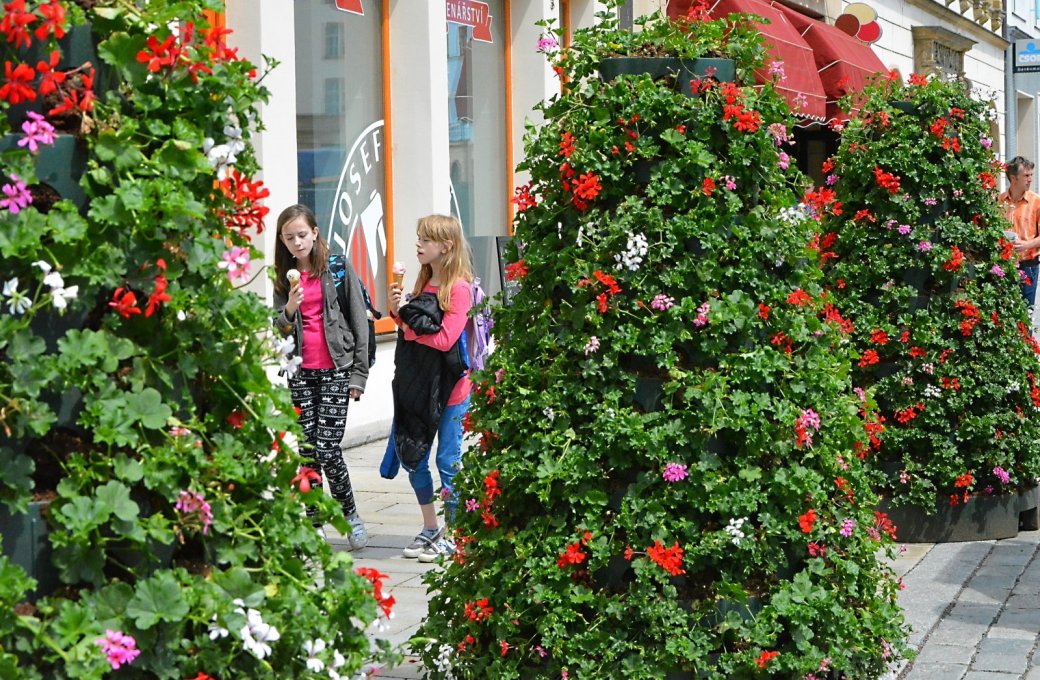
[126,571,189,629]
[95,481,139,522]
[113,454,144,483]
[126,388,172,429]
[94,130,146,173]
[213,567,265,607]
[0,447,34,508]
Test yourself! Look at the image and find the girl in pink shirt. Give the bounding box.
[388,214,474,562]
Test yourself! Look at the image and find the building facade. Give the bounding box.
[222,0,1008,323]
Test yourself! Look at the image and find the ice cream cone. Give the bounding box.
[287,269,301,287]
[391,262,406,287]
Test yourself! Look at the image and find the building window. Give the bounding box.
[912,26,975,80]
[324,23,343,59]
[323,78,343,115]
[295,4,388,311]
[446,0,509,296]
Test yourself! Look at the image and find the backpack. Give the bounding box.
[459,277,493,373]
[329,255,381,368]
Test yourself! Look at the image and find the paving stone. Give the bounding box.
[902,661,968,679]
[914,642,975,665]
[961,672,1023,679]
[971,636,1035,673]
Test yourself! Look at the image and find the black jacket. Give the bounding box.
[392,293,466,471]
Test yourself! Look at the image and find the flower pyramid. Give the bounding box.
[419,7,908,678]
[819,74,1040,510]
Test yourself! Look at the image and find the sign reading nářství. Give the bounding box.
[446,0,493,43]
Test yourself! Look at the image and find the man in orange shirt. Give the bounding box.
[999,156,1040,306]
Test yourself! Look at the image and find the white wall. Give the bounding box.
[225,0,298,303]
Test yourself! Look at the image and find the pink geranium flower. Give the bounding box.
[218,246,251,283]
[96,630,141,670]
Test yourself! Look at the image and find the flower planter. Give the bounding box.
[877,483,1040,543]
[598,57,736,95]
[889,100,918,116]
[0,133,88,211]
[0,500,60,600]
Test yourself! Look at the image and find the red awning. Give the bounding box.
[667,0,827,120]
[773,3,887,121]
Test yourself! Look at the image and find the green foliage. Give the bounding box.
[417,9,908,679]
[0,1,395,677]
[822,75,1040,508]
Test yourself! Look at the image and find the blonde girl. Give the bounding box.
[387,214,474,562]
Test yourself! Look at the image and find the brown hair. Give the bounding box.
[273,204,330,296]
[412,214,474,311]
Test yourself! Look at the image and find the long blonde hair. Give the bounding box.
[413,214,473,311]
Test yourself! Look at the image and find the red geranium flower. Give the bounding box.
[108,287,142,318]
[798,508,816,533]
[646,539,685,576]
[291,466,322,493]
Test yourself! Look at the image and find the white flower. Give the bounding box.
[543,407,555,421]
[32,260,52,273]
[724,517,748,545]
[302,638,326,672]
[239,608,280,660]
[923,385,941,398]
[3,278,31,315]
[50,285,78,310]
[203,137,237,180]
[208,615,229,641]
[1008,381,1021,393]
[614,231,648,271]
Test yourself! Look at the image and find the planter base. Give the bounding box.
[0,501,60,600]
[878,485,1039,543]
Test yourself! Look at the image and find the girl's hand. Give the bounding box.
[389,282,403,316]
[285,283,304,317]
[349,388,362,401]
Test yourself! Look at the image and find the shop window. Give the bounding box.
[295,2,389,310]
[446,0,509,295]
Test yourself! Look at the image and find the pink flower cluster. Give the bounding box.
[0,175,31,214]
[662,462,688,483]
[96,630,141,670]
[650,294,674,311]
[18,111,55,152]
[993,466,1011,485]
[692,301,710,327]
[175,489,213,535]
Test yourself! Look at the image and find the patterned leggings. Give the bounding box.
[288,367,357,519]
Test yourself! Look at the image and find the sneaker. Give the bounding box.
[417,536,456,563]
[402,526,442,558]
[347,516,368,551]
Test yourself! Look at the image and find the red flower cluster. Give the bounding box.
[978,171,997,190]
[755,650,779,669]
[481,469,501,528]
[109,288,142,319]
[511,183,537,212]
[463,597,494,623]
[820,304,854,334]
[858,349,879,368]
[894,402,924,424]
[217,170,271,236]
[873,166,901,194]
[504,259,528,282]
[802,187,842,220]
[954,298,980,336]
[646,539,685,576]
[929,117,947,138]
[943,245,964,271]
[873,511,897,540]
[355,567,395,618]
[558,130,575,158]
[144,259,171,317]
[798,508,816,533]
[701,176,715,196]
[557,530,591,568]
[786,288,812,306]
[578,269,622,314]
[869,328,889,345]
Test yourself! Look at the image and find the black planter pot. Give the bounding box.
[599,57,736,96]
[890,100,918,116]
[0,500,60,600]
[900,267,930,293]
[0,133,88,211]
[878,484,1040,543]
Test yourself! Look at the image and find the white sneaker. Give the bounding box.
[403,527,442,558]
[347,516,368,551]
[417,536,456,563]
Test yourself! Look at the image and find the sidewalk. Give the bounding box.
[342,342,1040,678]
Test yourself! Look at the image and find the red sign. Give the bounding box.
[335,0,363,15]
[446,0,493,44]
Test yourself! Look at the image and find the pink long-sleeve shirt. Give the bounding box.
[394,278,472,406]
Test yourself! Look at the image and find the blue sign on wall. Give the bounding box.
[1016,40,1040,73]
